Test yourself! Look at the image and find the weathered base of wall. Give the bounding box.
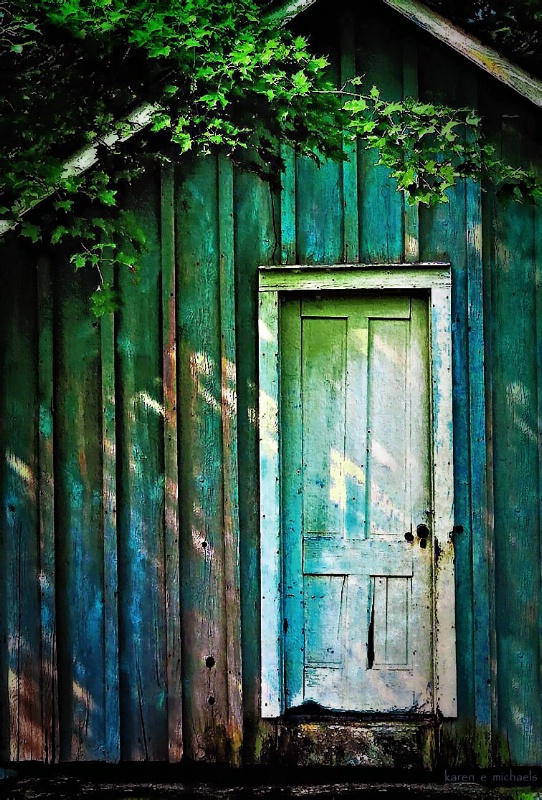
[275,720,437,769]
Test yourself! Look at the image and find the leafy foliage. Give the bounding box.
[1,0,347,312]
[344,82,542,206]
[1,0,542,314]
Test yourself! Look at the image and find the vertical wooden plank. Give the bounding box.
[281,299,304,709]
[100,263,119,763]
[431,286,457,718]
[481,142,499,756]
[296,156,343,264]
[358,9,403,262]
[55,260,106,760]
[234,168,279,759]
[177,156,228,761]
[1,243,42,760]
[37,256,59,763]
[536,199,542,761]
[161,163,183,762]
[280,145,296,265]
[419,49,474,723]
[276,142,295,721]
[530,127,542,766]
[340,13,360,263]
[0,249,7,762]
[116,173,168,760]
[402,36,419,262]
[296,23,343,266]
[492,117,542,763]
[218,154,243,764]
[258,290,282,717]
[466,123,492,761]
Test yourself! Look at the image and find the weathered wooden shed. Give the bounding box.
[1,0,542,770]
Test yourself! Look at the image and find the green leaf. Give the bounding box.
[98,189,117,205]
[149,45,171,58]
[90,282,120,317]
[466,111,482,126]
[383,101,403,115]
[441,119,460,141]
[292,70,309,93]
[51,225,69,244]
[20,222,40,242]
[344,98,367,113]
[71,253,87,270]
[172,130,192,153]
[151,112,171,131]
[54,199,74,212]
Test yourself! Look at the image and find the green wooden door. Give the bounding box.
[281,293,433,713]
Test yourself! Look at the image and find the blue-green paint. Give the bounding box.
[0,0,541,767]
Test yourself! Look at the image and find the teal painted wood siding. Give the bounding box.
[0,0,541,767]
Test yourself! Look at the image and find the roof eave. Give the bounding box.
[384,0,542,110]
[271,0,542,108]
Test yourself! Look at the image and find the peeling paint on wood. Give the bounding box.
[260,266,455,721]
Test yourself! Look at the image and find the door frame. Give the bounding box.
[258,263,456,719]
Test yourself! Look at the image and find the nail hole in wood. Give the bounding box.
[208,695,216,705]
[205,656,215,669]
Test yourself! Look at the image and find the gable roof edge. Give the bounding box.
[0,103,158,237]
[383,0,542,110]
[266,0,318,26]
[272,0,542,108]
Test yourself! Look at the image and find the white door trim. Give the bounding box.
[258,263,456,719]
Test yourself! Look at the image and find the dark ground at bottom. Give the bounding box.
[0,766,540,800]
